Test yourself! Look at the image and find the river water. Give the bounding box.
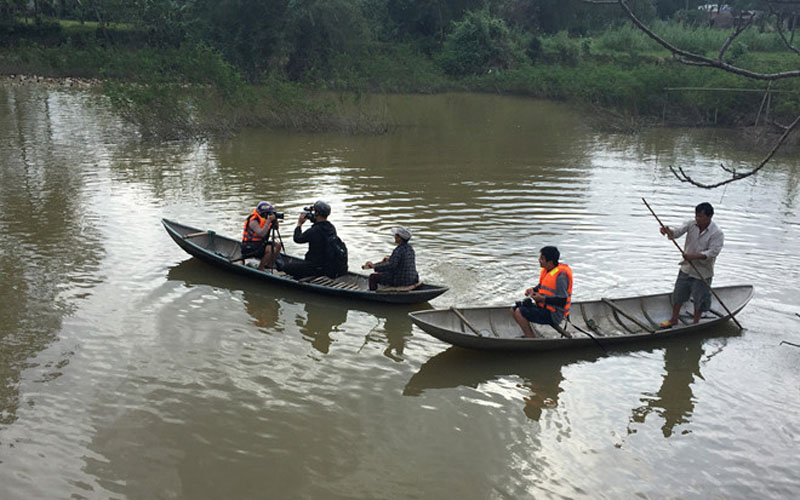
[1,84,799,499]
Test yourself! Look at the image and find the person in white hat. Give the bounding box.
[363,226,419,290]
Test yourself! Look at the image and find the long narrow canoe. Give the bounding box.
[409,285,753,351]
[162,219,448,304]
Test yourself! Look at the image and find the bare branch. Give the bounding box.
[770,4,800,56]
[615,0,800,80]
[718,16,754,61]
[669,113,800,188]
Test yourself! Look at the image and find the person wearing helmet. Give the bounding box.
[283,200,339,279]
[363,226,419,291]
[241,201,282,271]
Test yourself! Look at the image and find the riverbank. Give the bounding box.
[1,73,99,88]
[3,19,798,140]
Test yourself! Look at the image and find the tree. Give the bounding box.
[587,0,800,188]
[439,7,522,75]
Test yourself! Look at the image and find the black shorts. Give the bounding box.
[241,241,275,259]
[514,301,554,325]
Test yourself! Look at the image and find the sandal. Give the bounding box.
[659,320,674,329]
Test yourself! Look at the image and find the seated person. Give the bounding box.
[283,200,338,279]
[363,226,419,291]
[241,201,282,271]
[510,246,573,338]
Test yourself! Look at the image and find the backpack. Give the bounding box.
[324,234,348,278]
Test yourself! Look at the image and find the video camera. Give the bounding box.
[302,205,317,223]
[272,211,285,220]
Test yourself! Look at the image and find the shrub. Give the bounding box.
[438,7,523,76]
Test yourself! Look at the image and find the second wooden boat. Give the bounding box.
[409,285,753,351]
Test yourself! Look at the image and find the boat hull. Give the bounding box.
[409,285,753,351]
[162,219,448,304]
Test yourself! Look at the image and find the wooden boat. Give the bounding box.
[408,285,753,351]
[162,219,448,304]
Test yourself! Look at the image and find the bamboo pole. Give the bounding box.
[642,198,743,331]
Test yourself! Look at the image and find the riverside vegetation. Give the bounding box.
[1,1,799,140]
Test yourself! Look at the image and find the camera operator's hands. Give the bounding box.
[297,213,307,226]
[364,261,374,269]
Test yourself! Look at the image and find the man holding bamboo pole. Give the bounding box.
[659,202,725,328]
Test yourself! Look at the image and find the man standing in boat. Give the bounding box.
[659,202,724,328]
[283,200,341,279]
[241,201,283,272]
[363,226,419,291]
[511,246,573,338]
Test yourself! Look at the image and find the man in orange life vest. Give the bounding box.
[510,246,573,338]
[241,201,283,271]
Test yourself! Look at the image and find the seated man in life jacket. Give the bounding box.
[510,246,573,338]
[241,201,283,271]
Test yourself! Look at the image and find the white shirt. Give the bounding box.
[669,219,724,279]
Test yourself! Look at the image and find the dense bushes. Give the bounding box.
[3,5,798,137]
[438,8,525,76]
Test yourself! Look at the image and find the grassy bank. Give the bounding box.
[2,18,798,139]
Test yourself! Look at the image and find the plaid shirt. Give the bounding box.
[374,242,419,286]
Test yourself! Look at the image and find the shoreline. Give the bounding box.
[1,74,100,88]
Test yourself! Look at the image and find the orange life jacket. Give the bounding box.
[536,263,573,316]
[242,210,270,243]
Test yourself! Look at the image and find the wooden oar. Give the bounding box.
[642,198,743,331]
[450,307,482,337]
[565,317,608,354]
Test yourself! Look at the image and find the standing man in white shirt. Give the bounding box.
[659,202,725,328]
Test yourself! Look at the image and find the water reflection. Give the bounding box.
[165,257,422,357]
[0,85,106,425]
[296,301,348,354]
[625,331,734,438]
[407,327,739,428]
[404,346,604,421]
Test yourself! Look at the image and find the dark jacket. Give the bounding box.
[293,220,336,267]
[374,241,419,286]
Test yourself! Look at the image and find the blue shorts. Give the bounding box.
[514,301,554,325]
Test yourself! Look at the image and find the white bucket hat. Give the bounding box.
[391,226,412,241]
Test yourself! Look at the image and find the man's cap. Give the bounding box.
[391,226,412,241]
[313,200,331,218]
[256,201,274,215]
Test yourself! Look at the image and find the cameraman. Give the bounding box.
[241,201,283,271]
[283,200,337,279]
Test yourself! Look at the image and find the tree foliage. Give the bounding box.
[439,7,523,76]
